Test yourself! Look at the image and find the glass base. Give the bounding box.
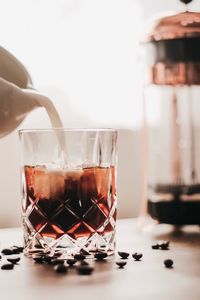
[23,227,115,258]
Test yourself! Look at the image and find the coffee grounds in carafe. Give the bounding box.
[147,183,200,225]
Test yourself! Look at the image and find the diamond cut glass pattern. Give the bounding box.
[23,165,116,256]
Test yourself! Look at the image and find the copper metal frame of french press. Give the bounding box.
[145,9,200,86]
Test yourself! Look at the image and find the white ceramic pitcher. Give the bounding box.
[0,46,62,138]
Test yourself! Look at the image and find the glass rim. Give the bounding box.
[18,128,117,135]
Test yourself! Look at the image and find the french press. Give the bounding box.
[143,0,200,225]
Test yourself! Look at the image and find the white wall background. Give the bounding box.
[0,0,199,227]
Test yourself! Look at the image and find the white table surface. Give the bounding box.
[0,219,199,300]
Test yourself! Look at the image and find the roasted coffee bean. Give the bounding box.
[132,253,143,261]
[159,241,170,250]
[118,251,129,259]
[12,246,24,254]
[152,244,159,250]
[74,254,86,261]
[7,257,21,264]
[1,249,14,255]
[94,252,108,260]
[51,259,65,265]
[67,259,77,267]
[18,247,24,252]
[116,261,127,268]
[54,264,68,273]
[160,244,169,250]
[77,265,94,275]
[164,259,173,268]
[1,264,14,270]
[10,249,20,255]
[33,256,44,264]
[14,246,24,252]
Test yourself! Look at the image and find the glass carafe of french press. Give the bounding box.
[143,0,200,225]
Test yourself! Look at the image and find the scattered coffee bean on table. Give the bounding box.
[116,261,127,268]
[74,254,86,261]
[13,246,24,253]
[164,259,173,268]
[152,244,159,250]
[77,265,94,275]
[67,259,77,267]
[132,253,143,261]
[118,251,129,259]
[7,257,21,264]
[54,264,68,273]
[1,249,14,255]
[1,264,14,270]
[94,252,108,261]
[159,241,170,250]
[10,246,23,254]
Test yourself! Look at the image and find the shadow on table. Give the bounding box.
[25,257,115,287]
